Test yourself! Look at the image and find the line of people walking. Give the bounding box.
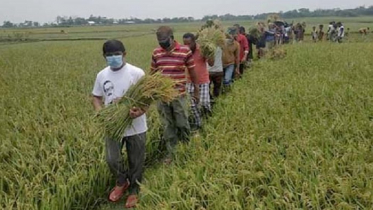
[91,23,254,208]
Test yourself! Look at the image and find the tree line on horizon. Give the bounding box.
[2,6,373,28]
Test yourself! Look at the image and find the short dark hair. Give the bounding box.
[239,26,246,33]
[183,33,196,41]
[103,40,125,54]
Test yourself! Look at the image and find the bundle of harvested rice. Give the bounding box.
[96,72,179,141]
[267,14,281,23]
[196,26,226,58]
[249,27,262,39]
[302,22,307,29]
[198,19,224,33]
[257,21,266,28]
[267,48,287,60]
[255,22,267,34]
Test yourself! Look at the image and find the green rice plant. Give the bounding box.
[125,42,373,210]
[1,22,373,210]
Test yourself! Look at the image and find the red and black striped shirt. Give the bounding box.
[151,41,195,94]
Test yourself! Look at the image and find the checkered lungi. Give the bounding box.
[187,83,211,128]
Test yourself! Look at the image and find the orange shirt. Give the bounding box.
[188,45,209,84]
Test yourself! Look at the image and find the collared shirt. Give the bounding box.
[236,34,249,61]
[151,41,195,94]
[222,39,240,67]
[189,45,209,84]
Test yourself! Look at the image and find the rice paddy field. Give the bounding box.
[1,16,373,210]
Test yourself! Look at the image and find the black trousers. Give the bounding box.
[239,63,245,75]
[105,132,146,195]
[209,72,224,98]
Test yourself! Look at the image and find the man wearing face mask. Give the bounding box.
[151,26,199,165]
[183,33,214,130]
[92,40,147,208]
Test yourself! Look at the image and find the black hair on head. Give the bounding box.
[103,39,125,54]
[183,33,196,41]
[239,26,246,33]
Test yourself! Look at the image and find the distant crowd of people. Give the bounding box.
[255,20,371,45]
[311,21,371,43]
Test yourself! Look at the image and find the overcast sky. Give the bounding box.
[0,0,372,23]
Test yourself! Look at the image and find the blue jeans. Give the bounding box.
[223,64,234,85]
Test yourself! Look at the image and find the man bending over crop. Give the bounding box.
[151,26,199,164]
[92,40,147,208]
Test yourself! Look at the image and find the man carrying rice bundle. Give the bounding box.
[196,20,224,106]
[265,23,277,48]
[240,26,255,66]
[233,24,249,76]
[183,33,214,130]
[92,40,147,208]
[222,27,240,90]
[293,23,306,43]
[255,23,267,58]
[151,26,200,165]
[207,45,223,104]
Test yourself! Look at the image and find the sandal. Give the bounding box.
[125,194,138,208]
[108,180,130,202]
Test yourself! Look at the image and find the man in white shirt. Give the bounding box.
[336,22,345,43]
[311,26,318,42]
[92,39,147,208]
[327,21,335,41]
